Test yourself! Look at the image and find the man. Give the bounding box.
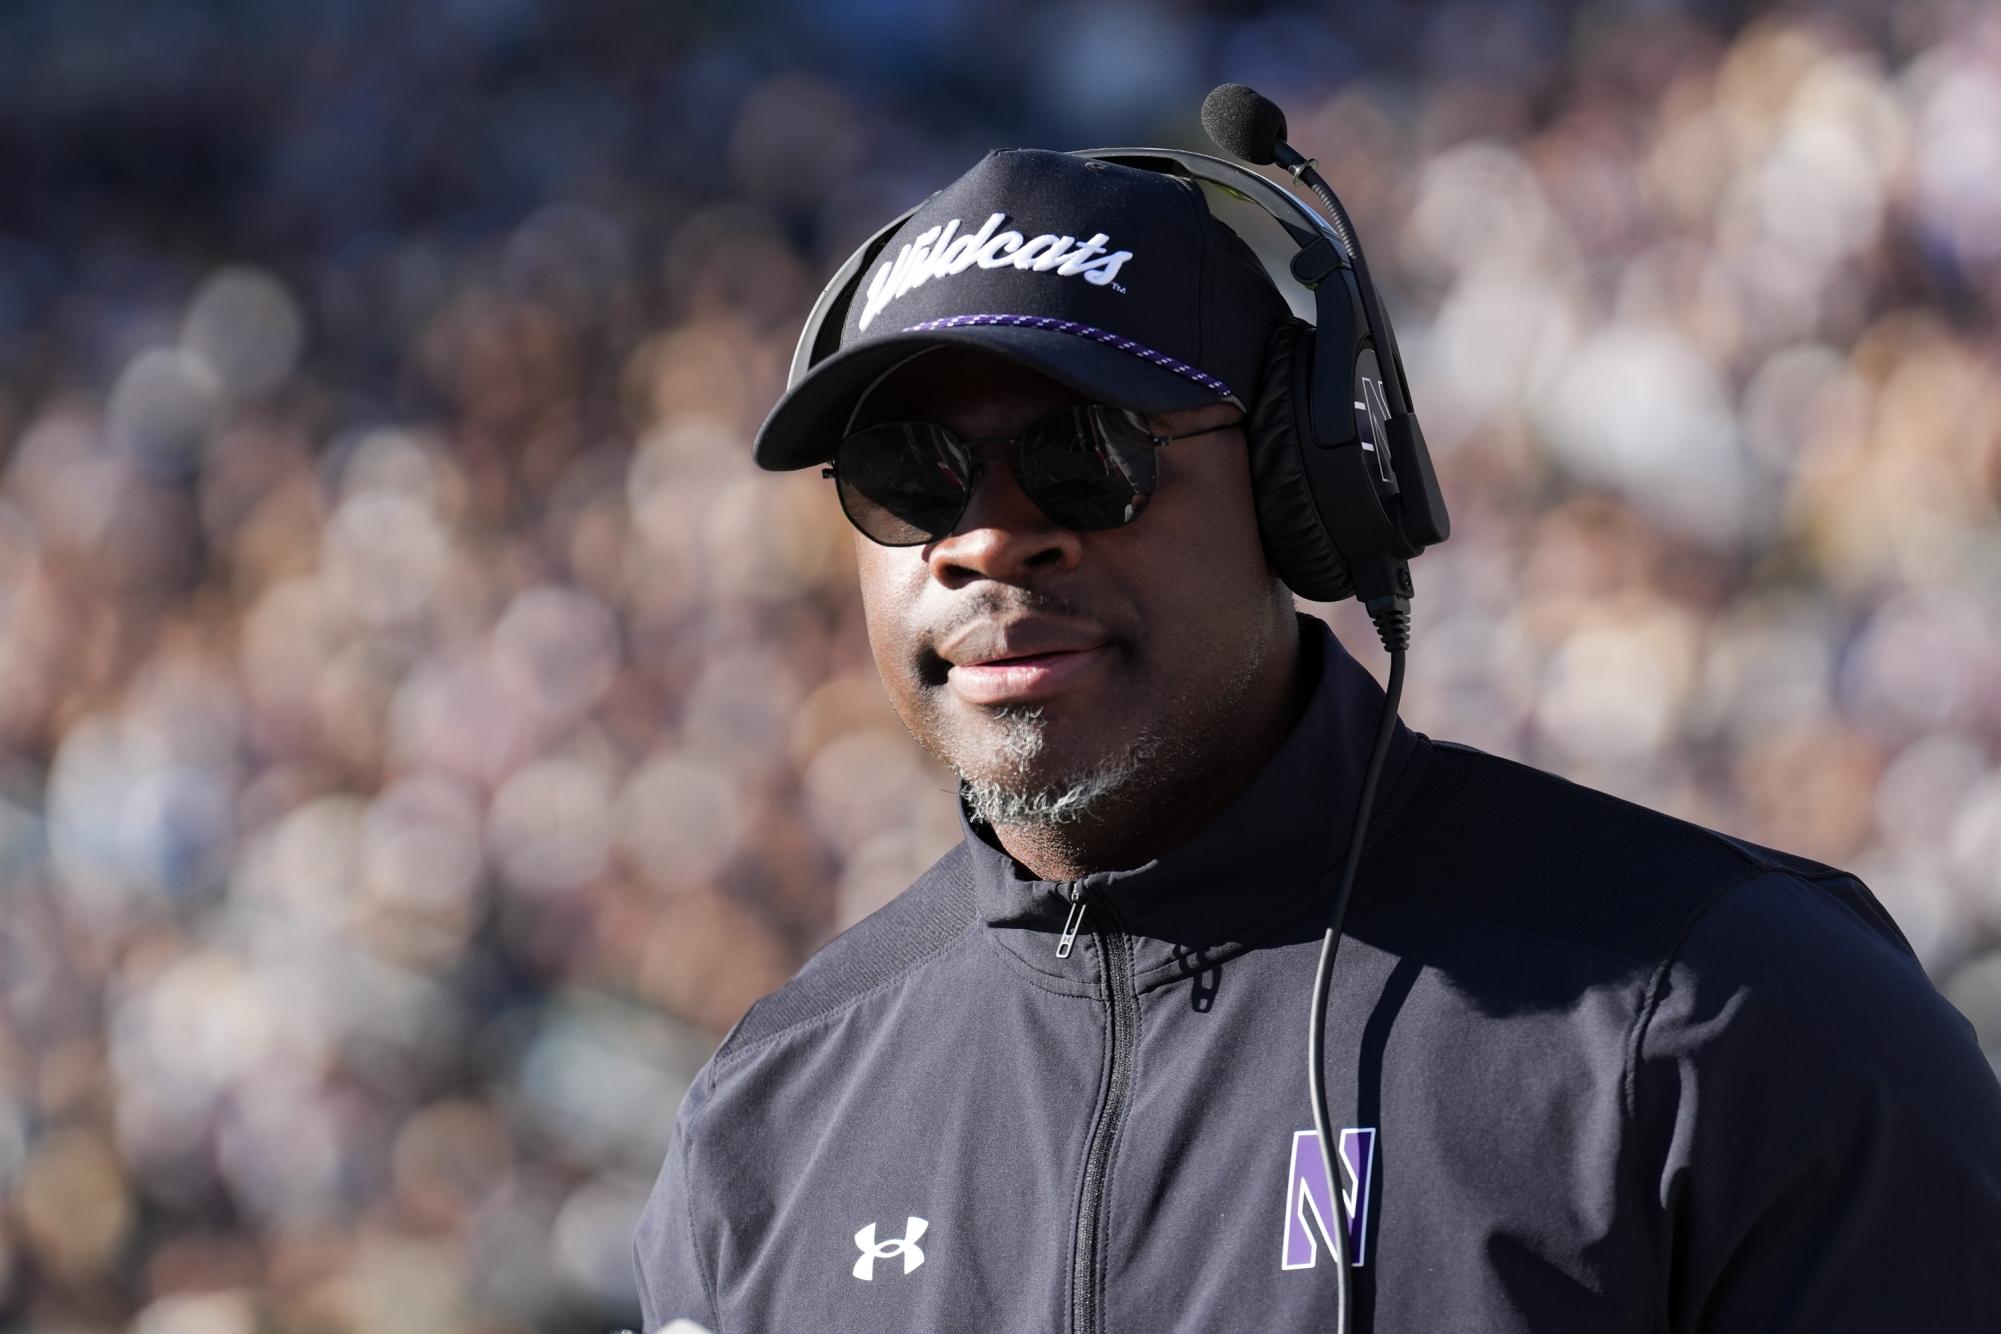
[634,149,2001,1331]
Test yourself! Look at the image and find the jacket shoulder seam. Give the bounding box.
[1616,863,1820,1313]
[1619,863,1893,1118]
[712,919,978,1071]
[680,1110,720,1327]
[1619,867,1777,1115]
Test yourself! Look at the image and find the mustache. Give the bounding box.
[927,587,1109,644]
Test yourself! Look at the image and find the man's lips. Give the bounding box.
[935,617,1114,706]
[946,646,1112,705]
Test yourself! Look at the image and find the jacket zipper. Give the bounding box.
[1064,885,1138,1334]
[1057,885,1088,958]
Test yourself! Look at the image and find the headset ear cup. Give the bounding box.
[1246,318,1354,602]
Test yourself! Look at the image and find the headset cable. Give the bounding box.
[1308,598,1409,1334]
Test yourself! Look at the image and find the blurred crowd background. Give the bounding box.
[0,0,1997,1329]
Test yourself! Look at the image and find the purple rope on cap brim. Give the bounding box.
[901,313,1235,401]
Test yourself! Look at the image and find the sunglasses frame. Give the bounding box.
[821,403,1245,546]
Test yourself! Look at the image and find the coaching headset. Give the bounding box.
[768,84,1451,1334]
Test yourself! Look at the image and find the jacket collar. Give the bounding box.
[960,614,1430,990]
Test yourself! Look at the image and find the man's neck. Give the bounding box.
[986,623,1308,883]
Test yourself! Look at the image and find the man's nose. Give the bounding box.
[925,452,1083,586]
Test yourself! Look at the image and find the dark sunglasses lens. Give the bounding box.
[833,424,974,545]
[1017,406,1158,530]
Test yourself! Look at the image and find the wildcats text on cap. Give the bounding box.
[857,211,1135,331]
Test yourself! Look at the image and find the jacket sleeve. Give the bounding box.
[633,1075,721,1334]
[1634,869,2001,1331]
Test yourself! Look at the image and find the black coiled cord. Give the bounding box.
[1309,600,1409,1334]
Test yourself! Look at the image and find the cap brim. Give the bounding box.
[752,323,1240,472]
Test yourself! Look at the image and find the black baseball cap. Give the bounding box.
[753,148,1291,471]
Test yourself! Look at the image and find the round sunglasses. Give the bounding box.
[821,404,1244,546]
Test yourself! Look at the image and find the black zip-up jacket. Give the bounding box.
[634,618,2001,1332]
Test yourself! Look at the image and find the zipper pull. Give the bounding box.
[1056,886,1087,959]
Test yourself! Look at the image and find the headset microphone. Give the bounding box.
[1200,81,1291,166]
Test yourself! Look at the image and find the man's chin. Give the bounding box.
[951,724,1159,831]
[962,770,1132,829]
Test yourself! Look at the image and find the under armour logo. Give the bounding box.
[852,1215,929,1280]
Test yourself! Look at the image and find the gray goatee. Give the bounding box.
[959,705,1159,828]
